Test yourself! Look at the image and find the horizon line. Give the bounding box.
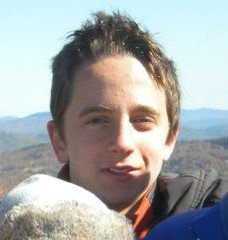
[1,107,228,119]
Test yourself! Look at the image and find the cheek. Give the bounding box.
[140,137,167,168]
[141,143,164,185]
[66,133,105,165]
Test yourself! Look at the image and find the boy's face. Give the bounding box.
[49,56,177,212]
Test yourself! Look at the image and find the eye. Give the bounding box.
[132,117,157,131]
[135,118,152,123]
[86,118,109,125]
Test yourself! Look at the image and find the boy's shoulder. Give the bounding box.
[150,169,228,224]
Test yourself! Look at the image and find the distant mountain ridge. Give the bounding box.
[0,109,228,152]
[0,116,18,122]
[180,108,228,128]
[0,112,51,135]
[0,131,49,153]
[179,108,228,140]
[181,108,228,121]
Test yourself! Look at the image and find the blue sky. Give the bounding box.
[1,0,228,117]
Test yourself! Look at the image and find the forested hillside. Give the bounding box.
[164,136,228,176]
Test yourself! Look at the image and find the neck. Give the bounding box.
[108,194,145,219]
[112,186,153,219]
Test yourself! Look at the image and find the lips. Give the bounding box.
[101,166,140,180]
[108,168,130,174]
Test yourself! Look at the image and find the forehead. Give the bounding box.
[70,56,167,112]
[73,56,159,91]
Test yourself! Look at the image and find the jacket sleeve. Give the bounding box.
[202,171,228,207]
[151,169,228,225]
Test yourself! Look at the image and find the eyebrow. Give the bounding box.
[78,104,161,118]
[132,105,161,118]
[78,105,112,118]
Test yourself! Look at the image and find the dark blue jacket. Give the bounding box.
[144,193,228,240]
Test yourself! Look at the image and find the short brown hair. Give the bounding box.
[50,11,181,138]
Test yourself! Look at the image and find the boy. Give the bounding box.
[47,11,227,239]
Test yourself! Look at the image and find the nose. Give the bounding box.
[108,121,135,155]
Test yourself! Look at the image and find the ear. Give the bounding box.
[47,121,69,163]
[163,127,179,162]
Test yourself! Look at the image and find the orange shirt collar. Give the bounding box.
[131,191,153,239]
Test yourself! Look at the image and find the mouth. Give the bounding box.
[108,168,131,174]
[101,166,141,180]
